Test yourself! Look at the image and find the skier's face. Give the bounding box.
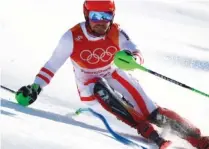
[89,20,111,35]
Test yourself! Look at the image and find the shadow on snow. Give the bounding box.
[1,98,149,145]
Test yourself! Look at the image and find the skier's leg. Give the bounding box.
[93,77,171,148]
[148,107,201,138]
[109,69,158,118]
[108,69,208,149]
[148,107,209,149]
[93,77,138,127]
[75,76,138,125]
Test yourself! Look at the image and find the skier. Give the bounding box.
[15,0,209,149]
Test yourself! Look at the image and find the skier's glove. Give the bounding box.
[124,50,144,64]
[15,83,42,106]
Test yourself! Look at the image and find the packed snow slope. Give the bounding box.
[1,0,209,149]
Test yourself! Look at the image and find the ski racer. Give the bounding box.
[15,0,209,149]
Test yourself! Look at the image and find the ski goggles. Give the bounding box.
[89,11,114,22]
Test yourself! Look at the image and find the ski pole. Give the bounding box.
[1,85,16,94]
[114,51,209,98]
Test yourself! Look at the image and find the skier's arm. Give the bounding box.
[15,30,73,106]
[119,28,144,64]
[34,30,73,88]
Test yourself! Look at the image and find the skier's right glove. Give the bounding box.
[15,83,42,106]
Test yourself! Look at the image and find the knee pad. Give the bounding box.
[93,78,133,107]
[93,77,114,104]
[93,77,136,126]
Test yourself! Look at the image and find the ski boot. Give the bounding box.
[136,120,172,149]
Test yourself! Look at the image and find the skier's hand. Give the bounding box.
[15,84,42,106]
[124,50,144,64]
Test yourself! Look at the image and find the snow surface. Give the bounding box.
[1,0,209,149]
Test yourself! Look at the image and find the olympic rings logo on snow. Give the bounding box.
[80,46,118,64]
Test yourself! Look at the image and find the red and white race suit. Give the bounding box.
[34,22,157,118]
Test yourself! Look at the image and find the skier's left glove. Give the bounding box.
[15,83,42,106]
[124,50,144,64]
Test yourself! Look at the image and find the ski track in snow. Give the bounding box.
[1,0,209,149]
